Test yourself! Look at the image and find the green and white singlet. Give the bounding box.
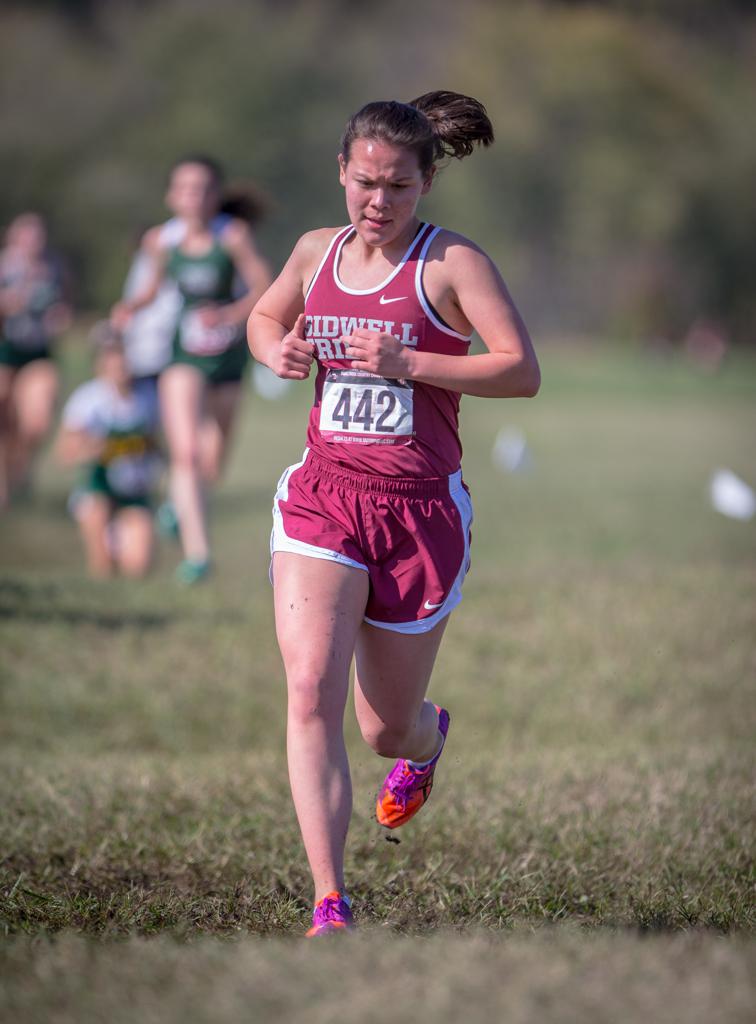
[167,221,247,383]
[0,255,64,369]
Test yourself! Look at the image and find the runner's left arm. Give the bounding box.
[344,236,540,399]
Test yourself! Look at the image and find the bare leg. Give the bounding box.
[354,617,450,762]
[9,358,58,494]
[76,494,114,578]
[273,552,369,902]
[200,381,241,484]
[159,365,209,563]
[115,505,154,578]
[0,366,15,508]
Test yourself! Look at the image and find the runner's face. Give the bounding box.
[98,348,130,390]
[166,164,220,222]
[7,214,47,259]
[339,138,434,246]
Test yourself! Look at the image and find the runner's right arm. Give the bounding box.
[247,229,334,380]
[110,227,168,328]
[56,428,105,466]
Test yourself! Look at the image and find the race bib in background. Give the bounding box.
[179,310,239,356]
[105,454,159,498]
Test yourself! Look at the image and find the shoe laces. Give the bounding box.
[314,892,349,926]
[391,761,432,805]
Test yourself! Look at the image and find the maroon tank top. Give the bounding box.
[304,222,471,478]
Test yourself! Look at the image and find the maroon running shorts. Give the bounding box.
[271,449,472,633]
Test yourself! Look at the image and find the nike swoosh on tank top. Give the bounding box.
[304,222,471,478]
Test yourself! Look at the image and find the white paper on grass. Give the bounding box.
[252,362,292,401]
[709,469,756,521]
[492,426,531,473]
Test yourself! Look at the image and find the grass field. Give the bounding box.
[1,341,755,1021]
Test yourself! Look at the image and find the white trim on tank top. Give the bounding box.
[415,226,473,342]
[331,222,430,296]
[304,226,353,303]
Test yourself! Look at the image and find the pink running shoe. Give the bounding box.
[305,891,354,937]
[375,706,450,830]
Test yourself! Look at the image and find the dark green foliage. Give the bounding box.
[1,0,755,342]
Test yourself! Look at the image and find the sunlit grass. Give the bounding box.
[1,343,754,1019]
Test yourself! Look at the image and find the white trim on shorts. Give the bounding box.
[363,469,473,635]
[270,449,369,576]
[270,453,473,635]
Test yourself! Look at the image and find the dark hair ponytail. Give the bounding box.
[340,90,493,174]
[409,91,494,160]
[169,157,268,227]
[219,181,268,227]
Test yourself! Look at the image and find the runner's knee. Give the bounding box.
[19,408,52,442]
[287,670,343,725]
[170,438,201,471]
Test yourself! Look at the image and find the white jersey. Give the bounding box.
[63,378,161,498]
[121,215,243,377]
[62,377,157,437]
[121,218,185,377]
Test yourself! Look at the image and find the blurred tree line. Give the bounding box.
[1,0,754,345]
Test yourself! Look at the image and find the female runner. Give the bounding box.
[248,92,540,935]
[0,212,71,507]
[56,325,160,579]
[113,156,271,583]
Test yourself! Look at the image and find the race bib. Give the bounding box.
[105,455,158,498]
[320,369,413,444]
[179,310,238,356]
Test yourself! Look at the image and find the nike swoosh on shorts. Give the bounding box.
[424,600,444,610]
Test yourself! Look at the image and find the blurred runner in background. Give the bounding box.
[113,157,271,583]
[0,212,72,507]
[56,323,160,579]
[121,219,185,391]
